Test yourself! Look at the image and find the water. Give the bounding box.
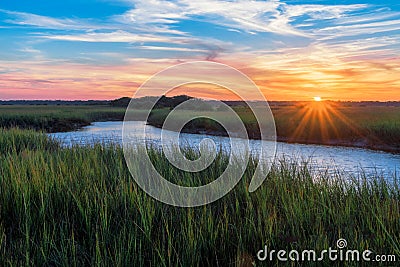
[49,121,400,179]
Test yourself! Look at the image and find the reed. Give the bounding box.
[0,105,126,132]
[0,129,399,266]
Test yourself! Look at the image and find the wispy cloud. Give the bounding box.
[138,45,209,53]
[40,30,230,61]
[0,8,185,35]
[316,19,400,40]
[116,0,304,36]
[114,0,372,37]
[283,4,368,20]
[0,9,97,30]
[42,30,180,43]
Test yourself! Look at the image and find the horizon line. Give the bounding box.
[1,98,400,103]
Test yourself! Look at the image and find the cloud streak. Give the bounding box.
[0,9,98,30]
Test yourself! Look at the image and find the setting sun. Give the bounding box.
[313,96,322,102]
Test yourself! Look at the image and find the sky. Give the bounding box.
[0,0,399,101]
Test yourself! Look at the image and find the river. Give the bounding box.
[49,121,400,180]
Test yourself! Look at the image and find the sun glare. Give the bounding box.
[289,99,362,144]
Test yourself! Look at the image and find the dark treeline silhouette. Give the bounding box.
[110,96,400,108]
[0,100,110,105]
[2,97,400,107]
[111,95,193,108]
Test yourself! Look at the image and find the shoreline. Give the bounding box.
[68,119,400,154]
[49,118,123,133]
[10,116,397,154]
[146,121,400,154]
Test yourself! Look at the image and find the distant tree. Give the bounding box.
[110,97,131,107]
[154,95,193,109]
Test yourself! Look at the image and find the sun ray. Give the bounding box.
[289,106,314,142]
[320,107,340,139]
[287,100,372,145]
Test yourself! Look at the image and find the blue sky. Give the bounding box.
[0,0,399,100]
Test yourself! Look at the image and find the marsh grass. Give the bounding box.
[0,129,399,266]
[0,105,126,132]
[148,105,400,152]
[1,104,400,151]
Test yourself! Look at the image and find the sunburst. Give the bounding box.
[288,100,363,143]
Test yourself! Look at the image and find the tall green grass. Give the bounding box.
[2,104,400,150]
[0,106,126,132]
[148,104,400,152]
[0,129,399,266]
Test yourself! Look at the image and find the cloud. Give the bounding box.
[0,9,97,30]
[283,4,368,20]
[113,1,372,37]
[138,46,208,53]
[114,0,187,25]
[41,29,230,61]
[116,0,305,36]
[316,19,400,40]
[0,7,230,60]
[42,30,180,43]
[333,10,399,25]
